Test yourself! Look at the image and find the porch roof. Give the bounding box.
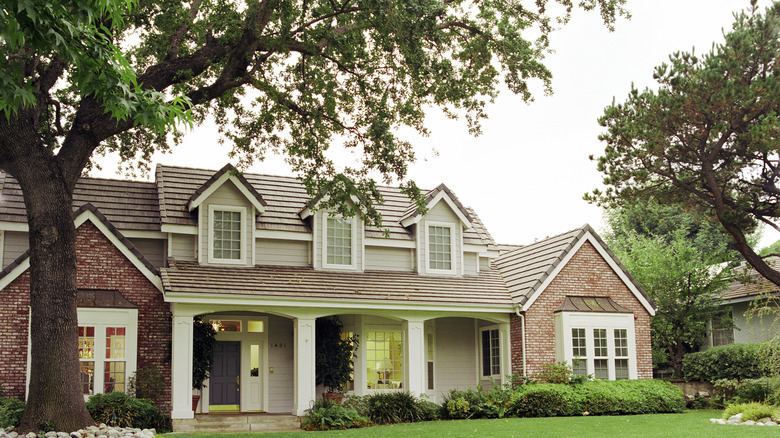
[161,261,513,307]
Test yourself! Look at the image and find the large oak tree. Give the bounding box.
[588,1,780,286]
[0,0,627,431]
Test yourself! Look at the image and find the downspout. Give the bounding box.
[514,305,527,377]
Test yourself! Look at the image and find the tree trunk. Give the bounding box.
[15,163,94,432]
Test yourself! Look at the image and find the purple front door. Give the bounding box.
[209,341,241,406]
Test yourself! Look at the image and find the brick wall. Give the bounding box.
[510,241,653,379]
[0,221,171,407]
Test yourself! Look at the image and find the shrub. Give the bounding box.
[86,392,168,430]
[364,392,424,424]
[683,343,768,382]
[417,400,441,421]
[532,362,575,384]
[511,383,582,417]
[579,380,684,415]
[712,376,780,407]
[301,398,368,431]
[0,398,25,429]
[341,394,369,417]
[128,365,166,404]
[723,402,779,422]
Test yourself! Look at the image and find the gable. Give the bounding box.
[186,163,267,214]
[400,184,473,228]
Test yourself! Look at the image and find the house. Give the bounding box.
[0,164,654,425]
[706,256,780,348]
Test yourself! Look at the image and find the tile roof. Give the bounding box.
[720,256,780,301]
[495,224,653,308]
[0,172,160,231]
[161,261,512,307]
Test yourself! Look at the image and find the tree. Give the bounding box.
[605,206,734,376]
[586,1,780,287]
[760,239,780,257]
[0,0,628,431]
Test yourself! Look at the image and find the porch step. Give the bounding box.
[172,413,302,433]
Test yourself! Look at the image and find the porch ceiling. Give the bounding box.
[161,261,513,307]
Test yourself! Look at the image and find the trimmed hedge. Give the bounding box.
[682,343,772,382]
[442,380,684,419]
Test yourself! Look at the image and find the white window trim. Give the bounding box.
[555,312,637,380]
[425,221,456,275]
[322,212,359,270]
[364,326,404,392]
[208,205,248,265]
[76,307,138,399]
[479,325,501,378]
[425,328,436,392]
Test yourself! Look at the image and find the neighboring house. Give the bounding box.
[0,164,654,425]
[706,256,780,348]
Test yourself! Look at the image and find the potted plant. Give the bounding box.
[192,316,217,411]
[315,316,358,403]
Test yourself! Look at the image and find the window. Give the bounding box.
[427,224,454,272]
[614,329,629,380]
[78,325,128,395]
[427,332,435,390]
[326,216,353,266]
[712,310,734,347]
[571,328,588,377]
[366,331,403,389]
[208,206,246,264]
[481,328,500,377]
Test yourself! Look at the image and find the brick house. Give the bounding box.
[0,164,654,424]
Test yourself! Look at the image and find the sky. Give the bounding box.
[93,0,779,248]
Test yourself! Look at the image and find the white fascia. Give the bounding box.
[401,191,472,229]
[188,174,266,214]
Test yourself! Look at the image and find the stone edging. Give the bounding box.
[0,424,155,438]
[710,413,779,426]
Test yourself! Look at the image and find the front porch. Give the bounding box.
[169,302,512,421]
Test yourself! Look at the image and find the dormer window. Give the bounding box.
[427,223,455,273]
[209,205,246,264]
[323,213,357,269]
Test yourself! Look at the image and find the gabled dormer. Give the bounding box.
[400,184,474,276]
[188,164,267,267]
[300,196,364,272]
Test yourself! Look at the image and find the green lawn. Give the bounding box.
[164,410,780,437]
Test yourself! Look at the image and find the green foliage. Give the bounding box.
[364,392,425,424]
[579,380,684,415]
[128,364,165,404]
[760,240,780,257]
[315,317,358,393]
[723,401,779,422]
[0,398,26,429]
[192,316,217,390]
[683,343,773,382]
[532,361,581,384]
[588,2,780,285]
[712,376,780,408]
[511,383,582,417]
[604,212,733,376]
[301,398,368,431]
[85,392,168,430]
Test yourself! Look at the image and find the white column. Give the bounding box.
[404,319,426,396]
[499,321,512,385]
[171,315,194,419]
[352,315,367,396]
[294,317,316,416]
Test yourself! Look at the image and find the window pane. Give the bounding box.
[572,328,587,357]
[614,329,628,357]
[366,330,403,389]
[482,329,500,376]
[79,326,95,359]
[326,217,352,265]
[572,358,588,377]
[106,327,126,359]
[594,359,609,379]
[593,329,608,357]
[248,320,265,333]
[615,359,629,380]
[428,226,452,270]
[251,344,260,377]
[104,361,125,393]
[211,320,241,332]
[80,361,94,395]
[213,210,242,260]
[481,330,491,377]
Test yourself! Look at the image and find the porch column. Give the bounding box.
[294,317,316,416]
[404,319,426,396]
[499,321,512,385]
[171,315,194,419]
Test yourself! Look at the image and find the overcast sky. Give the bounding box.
[93,0,778,248]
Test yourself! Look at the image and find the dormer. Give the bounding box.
[400,184,474,276]
[300,196,364,272]
[188,164,267,266]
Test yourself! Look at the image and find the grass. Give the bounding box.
[163,410,780,437]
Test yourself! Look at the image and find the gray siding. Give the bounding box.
[364,246,414,272]
[171,234,197,261]
[479,256,491,272]
[255,238,310,267]
[732,301,779,344]
[128,238,165,268]
[434,318,477,396]
[3,231,28,267]
[267,315,294,413]
[198,182,254,266]
[464,252,478,275]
